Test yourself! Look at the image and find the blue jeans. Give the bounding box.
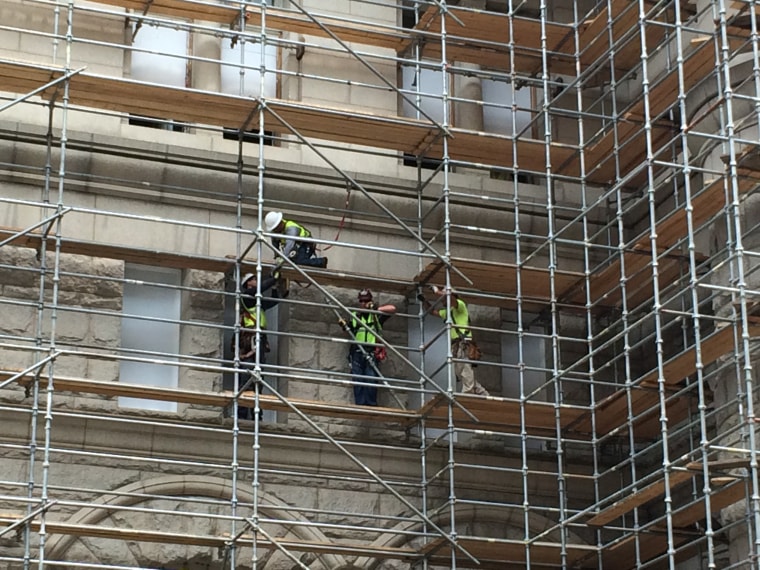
[350,349,378,406]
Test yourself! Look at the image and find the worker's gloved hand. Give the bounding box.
[366,302,375,310]
[338,318,347,328]
[416,294,426,303]
[430,285,439,294]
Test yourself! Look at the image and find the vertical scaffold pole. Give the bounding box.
[637,0,678,566]
[538,0,569,565]
[717,0,760,562]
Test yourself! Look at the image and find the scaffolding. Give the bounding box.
[0,0,759,568]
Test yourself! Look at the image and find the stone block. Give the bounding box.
[54,355,88,378]
[287,379,320,401]
[86,357,119,382]
[0,303,35,335]
[0,261,37,289]
[3,284,42,301]
[41,309,88,344]
[318,381,350,405]
[182,324,222,358]
[89,314,121,347]
[0,348,34,373]
[289,336,320,367]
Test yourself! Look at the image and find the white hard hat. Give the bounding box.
[264,211,283,232]
[241,273,255,286]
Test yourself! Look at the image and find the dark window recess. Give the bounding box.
[403,153,445,171]
[401,2,418,29]
[223,128,275,145]
[129,115,187,132]
[490,169,534,184]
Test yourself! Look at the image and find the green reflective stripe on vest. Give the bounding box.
[352,312,379,344]
[284,220,310,238]
[243,307,267,330]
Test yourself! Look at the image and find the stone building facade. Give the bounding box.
[1,0,759,569]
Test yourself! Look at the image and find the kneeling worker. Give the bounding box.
[264,211,328,269]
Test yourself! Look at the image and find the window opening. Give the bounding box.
[129,24,190,130]
[119,264,181,412]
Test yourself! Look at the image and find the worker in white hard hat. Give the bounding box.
[338,288,396,406]
[230,270,288,421]
[264,211,327,269]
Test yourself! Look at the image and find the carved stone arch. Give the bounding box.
[45,475,345,569]
[352,503,591,569]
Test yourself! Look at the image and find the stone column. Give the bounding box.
[191,30,221,91]
[452,0,485,131]
[454,62,484,131]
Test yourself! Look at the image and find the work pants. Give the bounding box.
[453,339,489,396]
[350,349,379,406]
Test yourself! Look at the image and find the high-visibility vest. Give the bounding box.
[351,311,380,344]
[284,219,310,239]
[242,307,267,331]
[438,298,471,340]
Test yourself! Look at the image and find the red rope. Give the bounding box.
[321,183,352,251]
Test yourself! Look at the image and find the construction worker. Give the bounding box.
[264,211,328,268]
[419,286,489,396]
[231,270,288,420]
[339,289,396,406]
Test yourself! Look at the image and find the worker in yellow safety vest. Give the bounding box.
[339,288,396,406]
[418,285,489,396]
[264,211,328,268]
[230,271,287,420]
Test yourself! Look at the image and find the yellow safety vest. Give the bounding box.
[284,219,310,239]
[351,312,380,344]
[438,298,471,340]
[242,307,267,330]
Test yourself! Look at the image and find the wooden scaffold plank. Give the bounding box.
[2,370,419,425]
[399,4,577,76]
[574,324,760,437]
[0,225,414,295]
[563,169,757,309]
[413,393,589,437]
[0,58,579,175]
[600,478,746,569]
[0,515,421,559]
[93,0,409,52]
[414,258,585,311]
[587,469,694,527]
[420,536,598,569]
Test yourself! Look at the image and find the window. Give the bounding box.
[129,24,190,131]
[400,61,446,169]
[220,37,278,98]
[481,78,533,136]
[219,31,279,144]
[119,265,181,412]
[400,62,445,124]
